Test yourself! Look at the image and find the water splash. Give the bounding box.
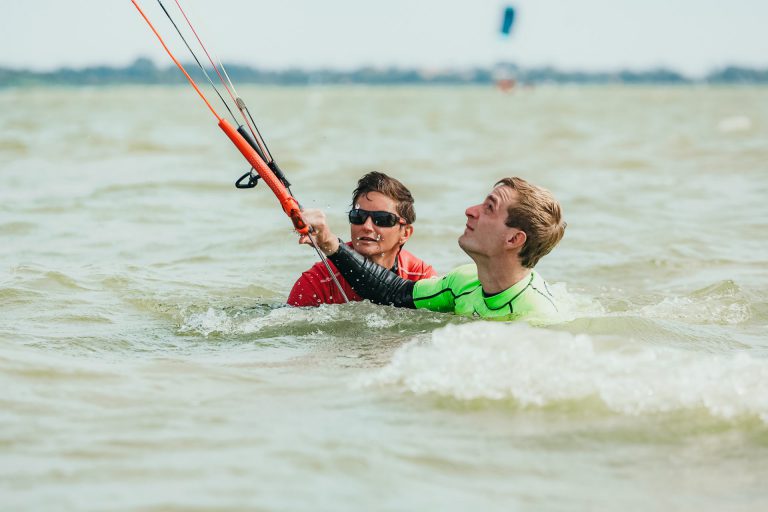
[177,302,449,338]
[639,280,751,325]
[360,322,768,423]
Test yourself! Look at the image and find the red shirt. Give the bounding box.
[287,243,437,306]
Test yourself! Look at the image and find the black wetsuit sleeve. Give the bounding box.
[328,242,416,308]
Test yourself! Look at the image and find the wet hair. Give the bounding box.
[352,172,416,224]
[495,177,566,268]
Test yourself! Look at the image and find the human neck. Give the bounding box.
[472,254,530,295]
[367,248,398,270]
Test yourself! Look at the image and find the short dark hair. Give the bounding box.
[351,172,416,224]
[496,177,566,268]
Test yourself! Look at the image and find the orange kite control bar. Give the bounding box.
[218,119,307,233]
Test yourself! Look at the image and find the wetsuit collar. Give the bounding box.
[481,271,535,310]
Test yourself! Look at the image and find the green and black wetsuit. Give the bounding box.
[328,242,559,321]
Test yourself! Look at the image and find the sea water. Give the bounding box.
[1,85,767,511]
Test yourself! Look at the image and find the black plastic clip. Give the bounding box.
[235,168,261,189]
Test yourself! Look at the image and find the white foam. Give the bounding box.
[363,311,397,328]
[546,282,606,321]
[360,322,768,422]
[238,307,327,334]
[177,303,416,337]
[639,296,750,325]
[178,307,234,337]
[178,306,330,336]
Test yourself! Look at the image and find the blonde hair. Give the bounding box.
[496,177,566,268]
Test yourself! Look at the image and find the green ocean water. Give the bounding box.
[1,85,768,511]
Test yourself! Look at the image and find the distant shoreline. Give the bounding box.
[2,58,767,87]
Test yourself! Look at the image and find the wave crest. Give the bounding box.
[360,322,768,423]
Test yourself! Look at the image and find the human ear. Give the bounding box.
[400,225,414,245]
[507,230,526,249]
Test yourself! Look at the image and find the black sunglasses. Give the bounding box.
[348,208,406,228]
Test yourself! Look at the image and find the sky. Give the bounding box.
[2,0,768,77]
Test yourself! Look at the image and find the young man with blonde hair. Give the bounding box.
[300,177,566,321]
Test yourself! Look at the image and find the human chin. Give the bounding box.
[458,232,477,254]
[458,230,472,247]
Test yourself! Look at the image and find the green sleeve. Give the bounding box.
[412,275,457,312]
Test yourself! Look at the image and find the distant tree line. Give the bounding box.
[1,57,767,87]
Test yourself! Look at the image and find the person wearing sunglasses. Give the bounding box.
[287,172,436,306]
[300,177,566,322]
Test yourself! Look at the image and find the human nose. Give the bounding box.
[465,204,480,219]
[361,215,376,230]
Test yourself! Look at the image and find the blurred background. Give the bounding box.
[3,0,768,79]
[2,2,768,511]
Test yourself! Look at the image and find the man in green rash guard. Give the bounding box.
[299,177,566,322]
